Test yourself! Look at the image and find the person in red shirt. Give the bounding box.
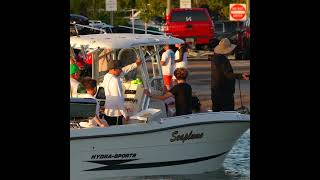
[76,50,93,77]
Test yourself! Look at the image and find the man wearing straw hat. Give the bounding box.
[210,38,249,112]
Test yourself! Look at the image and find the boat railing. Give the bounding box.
[70,23,107,35]
[117,25,165,35]
[150,76,164,93]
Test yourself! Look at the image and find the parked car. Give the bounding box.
[210,19,250,60]
[70,14,90,36]
[232,18,250,60]
[209,20,240,49]
[164,8,214,50]
[112,25,164,35]
[214,20,241,40]
[89,20,113,33]
[242,18,250,59]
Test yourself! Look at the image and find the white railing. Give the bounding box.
[70,23,107,35]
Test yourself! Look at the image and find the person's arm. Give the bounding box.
[70,58,76,64]
[160,52,167,65]
[225,72,243,79]
[175,50,183,63]
[94,101,108,127]
[94,115,109,127]
[121,58,141,75]
[225,72,250,80]
[223,59,249,80]
[144,90,174,100]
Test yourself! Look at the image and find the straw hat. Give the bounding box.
[214,38,237,55]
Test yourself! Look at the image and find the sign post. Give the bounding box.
[180,0,191,8]
[106,0,117,25]
[229,3,247,59]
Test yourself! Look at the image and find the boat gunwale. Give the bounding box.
[70,120,249,140]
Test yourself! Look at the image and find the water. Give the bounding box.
[112,129,250,180]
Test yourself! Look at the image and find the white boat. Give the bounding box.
[70,33,250,180]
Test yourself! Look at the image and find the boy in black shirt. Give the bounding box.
[144,68,192,116]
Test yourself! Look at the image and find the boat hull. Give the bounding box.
[70,113,249,180]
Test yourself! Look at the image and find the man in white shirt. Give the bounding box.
[160,44,175,91]
[101,60,129,125]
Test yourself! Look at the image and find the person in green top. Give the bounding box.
[70,63,86,96]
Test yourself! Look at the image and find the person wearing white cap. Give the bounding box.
[210,38,249,111]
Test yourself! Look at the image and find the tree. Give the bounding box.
[207,0,239,20]
[70,0,240,25]
[136,0,166,33]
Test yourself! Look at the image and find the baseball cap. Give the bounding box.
[70,64,80,75]
[107,60,123,71]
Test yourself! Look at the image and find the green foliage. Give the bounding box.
[136,0,166,23]
[70,0,242,24]
[207,0,241,19]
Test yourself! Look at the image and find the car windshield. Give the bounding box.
[224,22,239,33]
[244,18,250,27]
[171,10,209,22]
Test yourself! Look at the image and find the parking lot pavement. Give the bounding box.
[187,50,250,61]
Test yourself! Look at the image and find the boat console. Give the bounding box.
[122,81,145,116]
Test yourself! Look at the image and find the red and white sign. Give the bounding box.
[229,4,247,21]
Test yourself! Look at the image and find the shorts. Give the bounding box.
[163,75,173,87]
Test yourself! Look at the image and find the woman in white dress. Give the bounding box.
[174,43,188,69]
[173,43,189,84]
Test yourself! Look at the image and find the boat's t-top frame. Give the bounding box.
[70,33,184,115]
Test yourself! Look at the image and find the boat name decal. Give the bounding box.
[170,130,204,143]
[91,153,137,159]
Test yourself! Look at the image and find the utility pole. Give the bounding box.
[110,11,114,25]
[247,0,250,17]
[166,0,171,16]
[93,0,96,19]
[132,9,135,34]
